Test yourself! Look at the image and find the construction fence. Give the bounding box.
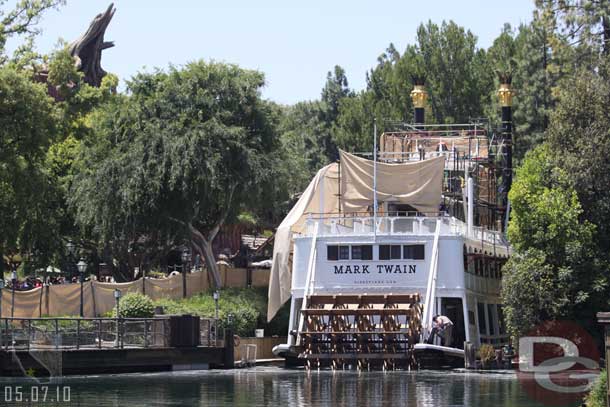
[0,266,271,318]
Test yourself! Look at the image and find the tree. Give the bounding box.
[502,144,600,337]
[332,21,495,152]
[0,0,65,61]
[416,20,492,124]
[70,61,278,286]
[545,69,610,259]
[0,66,57,270]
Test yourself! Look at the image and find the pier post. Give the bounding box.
[464,342,476,369]
[224,328,235,369]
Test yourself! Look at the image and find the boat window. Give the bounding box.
[390,245,401,259]
[477,302,487,335]
[497,305,506,335]
[379,245,390,260]
[403,244,425,260]
[352,245,373,260]
[327,245,338,261]
[487,304,496,336]
[339,246,350,260]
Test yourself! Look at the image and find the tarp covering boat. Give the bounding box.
[267,151,445,320]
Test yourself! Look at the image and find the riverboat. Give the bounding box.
[269,80,514,369]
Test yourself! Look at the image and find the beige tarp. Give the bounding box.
[267,163,339,321]
[339,150,445,214]
[1,268,259,318]
[267,151,445,321]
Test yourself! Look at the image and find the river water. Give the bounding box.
[0,367,553,406]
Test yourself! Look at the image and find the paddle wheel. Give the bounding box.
[298,294,422,370]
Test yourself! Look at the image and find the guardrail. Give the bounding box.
[301,214,508,247]
[0,317,219,351]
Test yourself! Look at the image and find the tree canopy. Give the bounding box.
[70,61,279,285]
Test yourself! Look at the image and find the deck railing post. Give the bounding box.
[27,319,31,351]
[76,319,80,350]
[98,319,102,349]
[144,320,149,348]
[54,319,59,350]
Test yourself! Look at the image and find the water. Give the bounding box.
[0,367,550,406]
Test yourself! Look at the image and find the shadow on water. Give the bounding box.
[0,367,548,406]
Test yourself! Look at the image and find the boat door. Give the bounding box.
[440,297,466,349]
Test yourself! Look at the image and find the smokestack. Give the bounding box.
[410,76,427,127]
[497,74,514,214]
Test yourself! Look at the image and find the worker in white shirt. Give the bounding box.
[430,315,454,347]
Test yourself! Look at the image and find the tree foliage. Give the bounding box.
[0,66,57,270]
[502,145,599,337]
[70,61,279,285]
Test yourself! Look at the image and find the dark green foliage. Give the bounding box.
[114,293,155,318]
[502,144,599,337]
[70,61,279,284]
[332,21,494,153]
[0,67,58,266]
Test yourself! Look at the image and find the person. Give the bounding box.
[428,315,454,347]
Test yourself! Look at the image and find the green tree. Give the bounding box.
[502,144,599,337]
[0,0,65,61]
[545,69,610,260]
[70,61,278,286]
[0,66,58,270]
[332,21,494,152]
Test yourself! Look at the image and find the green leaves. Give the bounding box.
[70,60,280,280]
[114,293,155,318]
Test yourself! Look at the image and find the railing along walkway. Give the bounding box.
[0,317,219,351]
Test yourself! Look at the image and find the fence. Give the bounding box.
[0,316,219,351]
[0,267,271,318]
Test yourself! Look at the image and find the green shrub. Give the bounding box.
[584,370,607,407]
[153,287,288,337]
[478,344,496,366]
[113,293,155,318]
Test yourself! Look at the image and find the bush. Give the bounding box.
[478,344,496,367]
[153,287,289,337]
[113,293,155,318]
[584,370,607,407]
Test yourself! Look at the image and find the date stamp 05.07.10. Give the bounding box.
[3,386,71,404]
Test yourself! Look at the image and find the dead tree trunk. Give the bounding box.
[69,3,116,87]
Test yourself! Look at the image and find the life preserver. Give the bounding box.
[234,334,241,347]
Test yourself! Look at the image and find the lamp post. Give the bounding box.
[213,290,220,319]
[0,279,5,319]
[77,259,87,317]
[114,289,122,348]
[10,265,17,318]
[181,247,191,299]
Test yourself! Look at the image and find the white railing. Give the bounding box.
[300,214,508,247]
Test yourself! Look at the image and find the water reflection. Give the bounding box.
[1,367,544,407]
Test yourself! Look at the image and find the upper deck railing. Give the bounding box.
[299,213,508,248]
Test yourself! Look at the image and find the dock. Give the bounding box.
[0,316,236,376]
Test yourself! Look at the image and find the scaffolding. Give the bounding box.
[372,120,509,232]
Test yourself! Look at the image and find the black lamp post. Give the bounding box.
[10,264,17,318]
[181,247,191,298]
[77,259,87,317]
[0,279,5,319]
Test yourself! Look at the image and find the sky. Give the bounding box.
[10,0,535,105]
